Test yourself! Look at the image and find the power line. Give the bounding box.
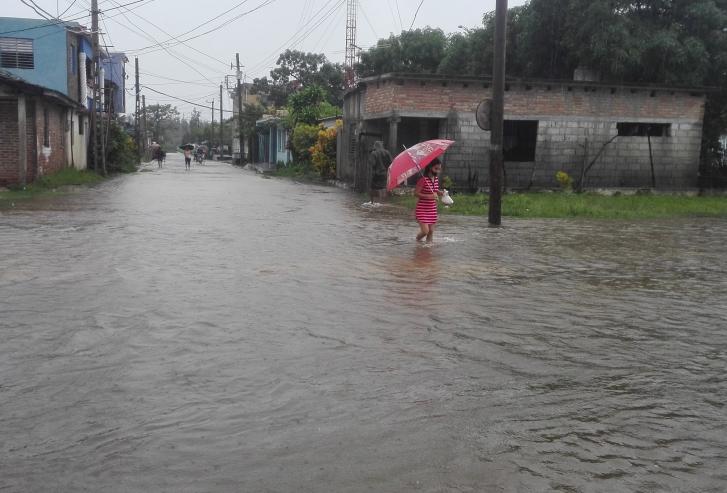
[59,0,80,18]
[127,0,275,55]
[129,0,252,52]
[359,1,379,39]
[409,0,424,30]
[393,0,403,30]
[143,85,235,113]
[248,0,345,76]
[100,0,229,67]
[83,0,220,85]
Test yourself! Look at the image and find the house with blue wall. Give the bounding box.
[102,52,127,115]
[256,115,292,166]
[0,17,94,173]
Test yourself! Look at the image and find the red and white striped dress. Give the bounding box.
[415,176,439,225]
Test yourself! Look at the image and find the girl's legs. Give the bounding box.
[416,222,430,242]
[426,224,435,243]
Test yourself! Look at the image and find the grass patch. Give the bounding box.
[270,164,323,182]
[0,168,104,206]
[390,192,727,219]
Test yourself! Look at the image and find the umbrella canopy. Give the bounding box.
[181,144,195,151]
[386,139,455,191]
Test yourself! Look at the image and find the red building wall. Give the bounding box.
[363,78,705,121]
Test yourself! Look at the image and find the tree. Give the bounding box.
[252,50,345,107]
[357,28,448,77]
[287,84,338,126]
[144,104,181,147]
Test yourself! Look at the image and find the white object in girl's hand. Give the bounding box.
[441,190,454,205]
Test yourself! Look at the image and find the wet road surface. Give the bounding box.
[1,153,726,492]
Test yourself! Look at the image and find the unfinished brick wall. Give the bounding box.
[0,99,39,187]
[0,100,19,186]
[363,79,705,121]
[32,101,66,180]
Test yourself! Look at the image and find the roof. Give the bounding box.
[0,70,84,109]
[0,16,87,36]
[352,72,714,95]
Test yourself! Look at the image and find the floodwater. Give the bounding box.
[1,153,726,492]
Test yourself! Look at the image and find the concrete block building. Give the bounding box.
[339,73,707,191]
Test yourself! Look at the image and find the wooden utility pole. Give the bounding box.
[236,53,244,164]
[135,57,141,163]
[488,0,508,226]
[207,99,215,148]
[219,84,224,156]
[91,0,100,172]
[141,95,147,156]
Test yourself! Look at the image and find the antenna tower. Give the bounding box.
[345,0,358,87]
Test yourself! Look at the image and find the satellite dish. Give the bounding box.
[476,99,492,131]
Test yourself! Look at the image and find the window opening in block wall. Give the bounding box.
[617,122,671,137]
[503,120,538,162]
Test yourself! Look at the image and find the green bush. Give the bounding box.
[106,122,138,173]
[291,123,320,166]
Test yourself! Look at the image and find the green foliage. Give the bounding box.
[311,120,342,179]
[287,85,327,125]
[555,171,574,191]
[144,104,182,148]
[358,28,448,76]
[290,123,320,165]
[106,122,138,173]
[392,192,727,219]
[252,49,345,107]
[35,167,104,188]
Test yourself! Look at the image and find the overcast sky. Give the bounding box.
[6,0,527,119]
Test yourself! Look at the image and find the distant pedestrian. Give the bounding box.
[415,159,444,243]
[368,141,391,204]
[183,148,192,170]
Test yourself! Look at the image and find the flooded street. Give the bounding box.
[1,153,726,492]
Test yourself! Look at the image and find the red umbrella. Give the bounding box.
[386,139,455,191]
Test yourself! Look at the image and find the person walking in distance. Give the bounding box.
[415,159,444,243]
[183,147,192,170]
[368,141,391,204]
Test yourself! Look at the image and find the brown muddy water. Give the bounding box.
[1,154,726,492]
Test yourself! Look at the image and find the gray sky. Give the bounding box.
[7,0,526,119]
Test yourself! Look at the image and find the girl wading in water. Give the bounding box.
[415,160,444,242]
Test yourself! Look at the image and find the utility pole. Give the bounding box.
[236,53,244,164]
[207,99,215,149]
[90,0,100,172]
[135,57,141,163]
[219,84,224,156]
[488,0,508,226]
[142,95,147,157]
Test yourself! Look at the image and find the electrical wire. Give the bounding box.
[59,0,80,18]
[143,85,234,113]
[359,1,379,40]
[248,0,345,76]
[127,0,275,55]
[101,0,229,68]
[393,0,404,30]
[409,0,424,30]
[78,0,221,85]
